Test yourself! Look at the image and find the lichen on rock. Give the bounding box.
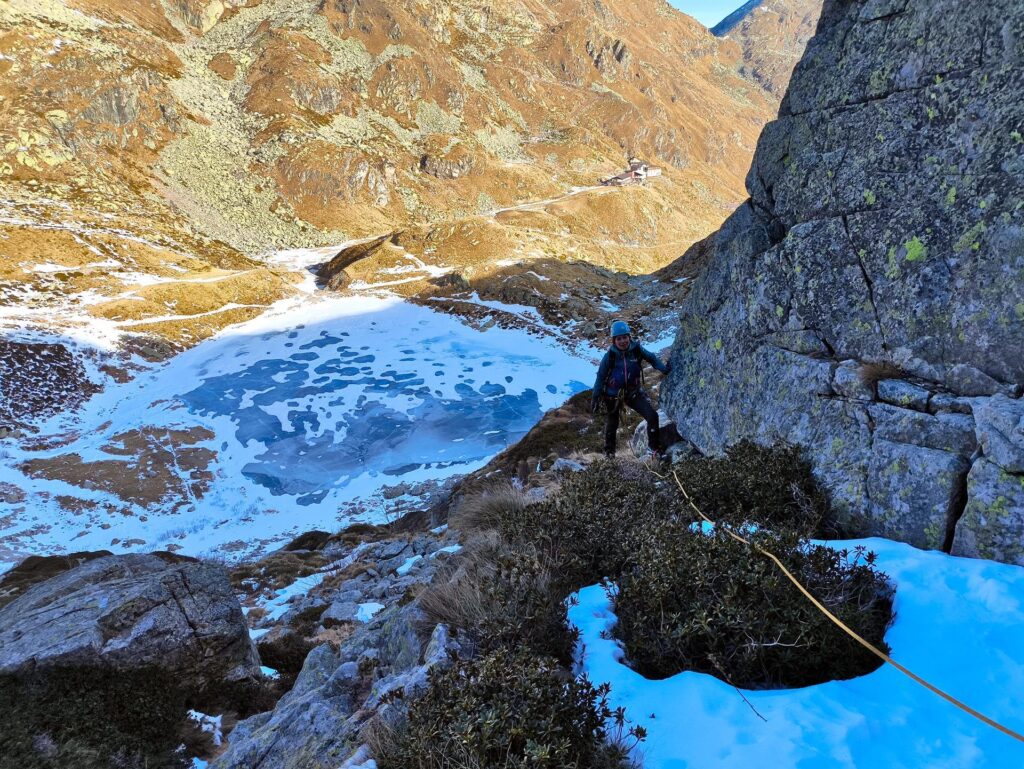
[663,0,1024,560]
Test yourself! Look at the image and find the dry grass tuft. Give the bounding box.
[449,484,528,533]
[416,536,508,631]
[416,535,572,662]
[858,360,909,388]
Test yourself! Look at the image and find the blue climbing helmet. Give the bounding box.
[610,320,631,337]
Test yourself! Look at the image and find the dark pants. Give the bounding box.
[603,391,659,455]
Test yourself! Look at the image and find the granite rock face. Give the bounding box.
[215,527,465,768]
[212,608,460,769]
[663,0,1024,562]
[0,553,260,688]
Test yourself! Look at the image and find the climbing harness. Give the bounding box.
[642,462,1024,745]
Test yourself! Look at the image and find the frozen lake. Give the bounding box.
[0,292,595,567]
[177,295,590,504]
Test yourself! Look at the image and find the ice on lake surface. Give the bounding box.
[0,294,594,567]
[179,306,583,506]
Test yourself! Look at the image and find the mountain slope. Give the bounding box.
[2,0,774,279]
[0,0,781,420]
[712,0,823,96]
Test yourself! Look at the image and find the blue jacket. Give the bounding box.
[593,341,668,397]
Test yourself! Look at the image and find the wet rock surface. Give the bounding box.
[664,0,1024,561]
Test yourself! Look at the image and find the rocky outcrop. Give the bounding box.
[0,340,100,432]
[0,553,260,688]
[317,233,398,291]
[664,0,1024,562]
[216,527,466,768]
[214,607,458,769]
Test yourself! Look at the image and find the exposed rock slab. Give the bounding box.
[213,607,458,769]
[0,553,260,689]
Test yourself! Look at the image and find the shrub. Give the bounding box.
[499,459,690,590]
[672,441,834,535]
[418,539,576,663]
[0,661,280,769]
[0,666,191,768]
[373,649,636,769]
[614,522,894,688]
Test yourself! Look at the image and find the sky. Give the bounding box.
[668,0,746,28]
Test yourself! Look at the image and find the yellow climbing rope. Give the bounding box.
[644,461,1024,744]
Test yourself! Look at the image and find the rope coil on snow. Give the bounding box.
[645,462,1024,745]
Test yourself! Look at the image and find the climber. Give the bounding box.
[590,320,670,458]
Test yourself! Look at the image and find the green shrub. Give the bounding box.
[614,522,894,688]
[374,649,636,769]
[672,440,835,535]
[418,541,576,663]
[500,460,690,590]
[0,666,191,769]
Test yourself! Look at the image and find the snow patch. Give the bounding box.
[396,554,423,575]
[0,287,593,567]
[356,602,385,622]
[568,538,1024,768]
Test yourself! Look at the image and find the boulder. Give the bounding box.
[629,409,681,456]
[0,553,260,690]
[833,360,872,401]
[866,440,970,550]
[551,457,586,473]
[973,394,1024,473]
[945,364,1007,398]
[321,599,360,627]
[870,405,977,456]
[212,605,458,769]
[876,379,930,412]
